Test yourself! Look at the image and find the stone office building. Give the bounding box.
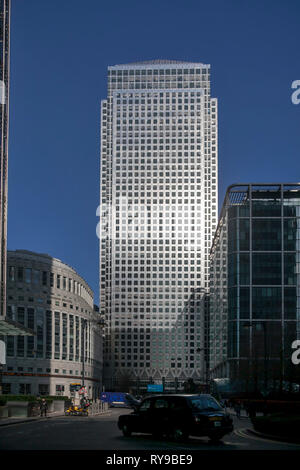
[2,250,104,398]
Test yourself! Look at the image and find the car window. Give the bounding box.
[189,396,222,411]
[153,399,168,409]
[139,399,152,411]
[169,398,186,411]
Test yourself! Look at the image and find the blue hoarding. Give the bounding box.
[147,384,163,392]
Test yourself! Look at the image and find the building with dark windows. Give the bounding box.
[0,2,34,362]
[0,0,10,319]
[2,250,104,398]
[209,183,300,394]
[100,60,218,391]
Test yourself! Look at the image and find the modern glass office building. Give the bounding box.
[100,60,218,389]
[0,1,29,340]
[209,184,300,392]
[0,0,10,319]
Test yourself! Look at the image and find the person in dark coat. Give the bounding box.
[248,402,256,419]
[40,398,48,417]
[234,401,241,418]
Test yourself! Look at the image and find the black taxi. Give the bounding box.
[118,394,233,442]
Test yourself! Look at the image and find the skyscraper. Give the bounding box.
[100,60,218,390]
[0,2,34,360]
[0,0,10,318]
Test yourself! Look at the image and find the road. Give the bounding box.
[0,409,299,452]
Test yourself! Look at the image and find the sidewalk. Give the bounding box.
[227,407,263,418]
[0,408,111,427]
[0,410,65,427]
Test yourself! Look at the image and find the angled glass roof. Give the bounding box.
[0,317,35,336]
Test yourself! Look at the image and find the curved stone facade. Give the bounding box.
[3,250,103,399]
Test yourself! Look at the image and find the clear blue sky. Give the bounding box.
[7,0,300,304]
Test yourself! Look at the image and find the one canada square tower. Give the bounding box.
[100,60,218,390]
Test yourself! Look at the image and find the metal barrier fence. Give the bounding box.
[88,400,109,416]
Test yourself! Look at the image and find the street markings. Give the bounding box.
[234,428,300,448]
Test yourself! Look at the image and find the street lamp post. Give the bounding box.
[196,347,208,390]
[82,319,88,388]
[81,316,105,397]
[244,321,268,391]
[0,363,3,395]
[261,323,268,390]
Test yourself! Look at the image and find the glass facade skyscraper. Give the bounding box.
[0,0,10,318]
[100,60,218,389]
[210,184,300,392]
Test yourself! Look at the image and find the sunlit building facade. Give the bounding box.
[3,250,104,398]
[100,60,218,389]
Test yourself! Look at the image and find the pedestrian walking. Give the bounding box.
[40,398,48,417]
[234,401,241,419]
[248,402,256,419]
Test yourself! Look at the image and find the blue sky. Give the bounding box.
[7,0,300,303]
